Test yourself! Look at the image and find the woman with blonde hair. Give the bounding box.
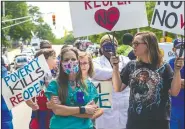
[111,31,184,129]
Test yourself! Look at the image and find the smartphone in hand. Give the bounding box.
[179,44,184,57]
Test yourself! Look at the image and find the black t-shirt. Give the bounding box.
[120,61,173,121]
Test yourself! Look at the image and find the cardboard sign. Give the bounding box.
[92,81,113,108]
[1,55,51,109]
[150,2,184,35]
[69,2,148,37]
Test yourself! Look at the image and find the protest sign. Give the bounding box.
[92,81,113,108]
[2,55,51,110]
[158,43,175,62]
[69,2,148,37]
[150,2,184,35]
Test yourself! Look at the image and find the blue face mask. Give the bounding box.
[62,61,79,75]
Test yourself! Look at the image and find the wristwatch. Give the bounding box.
[79,106,86,114]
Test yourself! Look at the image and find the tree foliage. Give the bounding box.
[52,31,76,45]
[36,23,55,41]
[1,2,55,46]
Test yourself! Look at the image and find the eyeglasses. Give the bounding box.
[132,41,146,47]
[80,62,89,66]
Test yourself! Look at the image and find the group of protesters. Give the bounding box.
[1,31,184,129]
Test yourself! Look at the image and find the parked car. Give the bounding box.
[12,55,32,70]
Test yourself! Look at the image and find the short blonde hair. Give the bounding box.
[100,34,118,46]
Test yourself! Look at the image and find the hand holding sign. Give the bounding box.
[94,7,120,31]
[25,100,39,111]
[110,52,119,69]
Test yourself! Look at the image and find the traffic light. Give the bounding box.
[52,14,56,25]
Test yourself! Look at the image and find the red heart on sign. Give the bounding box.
[94,7,120,31]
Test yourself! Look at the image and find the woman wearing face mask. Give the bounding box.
[93,34,130,129]
[111,32,184,129]
[45,47,100,129]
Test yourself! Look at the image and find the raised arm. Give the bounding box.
[170,57,184,96]
[110,55,124,92]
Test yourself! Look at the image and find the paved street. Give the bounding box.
[7,45,63,129]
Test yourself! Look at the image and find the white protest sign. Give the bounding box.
[150,2,184,35]
[2,55,51,109]
[69,2,148,37]
[158,43,175,62]
[92,81,112,108]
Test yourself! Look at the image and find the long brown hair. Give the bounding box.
[135,32,163,68]
[57,47,79,104]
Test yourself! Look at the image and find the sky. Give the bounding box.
[27,2,73,38]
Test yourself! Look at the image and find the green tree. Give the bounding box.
[28,5,44,23]
[5,2,32,40]
[1,15,13,47]
[2,2,55,46]
[35,23,55,41]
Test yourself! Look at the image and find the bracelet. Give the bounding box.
[79,106,86,114]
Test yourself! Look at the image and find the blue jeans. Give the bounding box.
[1,121,13,129]
[170,107,184,129]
